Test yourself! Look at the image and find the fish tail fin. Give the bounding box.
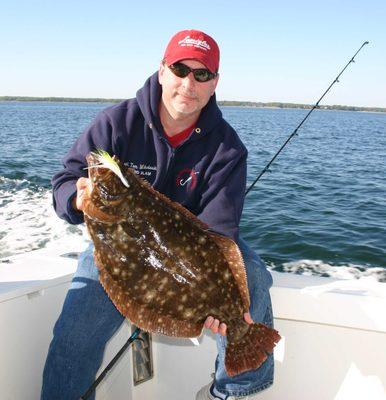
[225,323,281,377]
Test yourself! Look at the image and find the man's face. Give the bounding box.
[158,59,219,119]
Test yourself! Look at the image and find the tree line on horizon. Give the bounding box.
[0,96,384,113]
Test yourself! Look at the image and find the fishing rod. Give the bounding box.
[80,327,142,399]
[245,41,369,197]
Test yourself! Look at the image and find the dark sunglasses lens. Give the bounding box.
[170,63,190,78]
[169,63,215,82]
[193,69,213,82]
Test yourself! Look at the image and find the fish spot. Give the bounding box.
[145,291,156,301]
[223,271,231,280]
[198,236,206,245]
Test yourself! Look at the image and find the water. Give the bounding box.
[1,101,385,281]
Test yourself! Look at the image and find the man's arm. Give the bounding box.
[196,147,249,335]
[51,111,114,224]
[196,148,248,242]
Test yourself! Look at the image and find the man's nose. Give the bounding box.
[181,72,196,89]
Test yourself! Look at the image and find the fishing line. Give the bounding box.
[244,41,369,197]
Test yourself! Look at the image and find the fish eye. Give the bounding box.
[97,183,128,204]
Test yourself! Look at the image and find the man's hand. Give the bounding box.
[72,177,92,212]
[204,312,253,336]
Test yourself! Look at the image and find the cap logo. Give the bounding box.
[177,35,211,51]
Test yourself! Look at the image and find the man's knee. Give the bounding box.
[238,237,273,323]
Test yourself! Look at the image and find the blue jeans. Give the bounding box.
[41,237,274,399]
[214,238,275,397]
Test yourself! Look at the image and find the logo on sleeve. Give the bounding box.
[176,168,199,191]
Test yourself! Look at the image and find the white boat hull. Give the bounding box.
[1,247,385,399]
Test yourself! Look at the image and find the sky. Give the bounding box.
[1,0,385,107]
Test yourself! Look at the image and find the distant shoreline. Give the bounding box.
[0,96,385,113]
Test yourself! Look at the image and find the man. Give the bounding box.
[42,29,275,400]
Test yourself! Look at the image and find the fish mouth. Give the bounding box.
[83,206,122,224]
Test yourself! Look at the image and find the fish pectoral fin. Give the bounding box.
[225,322,281,377]
[208,233,250,311]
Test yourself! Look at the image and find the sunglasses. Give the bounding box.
[167,62,218,83]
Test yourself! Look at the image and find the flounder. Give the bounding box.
[82,150,280,376]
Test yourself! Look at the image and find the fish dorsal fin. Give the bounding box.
[125,167,209,231]
[209,233,250,311]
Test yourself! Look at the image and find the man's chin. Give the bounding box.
[173,103,199,116]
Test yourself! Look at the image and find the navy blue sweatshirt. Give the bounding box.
[52,72,247,241]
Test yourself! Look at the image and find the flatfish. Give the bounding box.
[82,150,280,376]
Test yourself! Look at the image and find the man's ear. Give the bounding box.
[211,74,220,96]
[158,61,165,85]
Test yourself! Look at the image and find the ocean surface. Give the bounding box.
[1,101,385,281]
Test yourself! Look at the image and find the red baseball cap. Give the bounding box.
[163,29,220,73]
